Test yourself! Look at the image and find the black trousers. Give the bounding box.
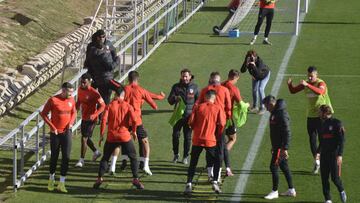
[254,8,274,38]
[121,125,148,158]
[320,152,344,201]
[97,79,122,105]
[187,145,216,183]
[81,120,97,152]
[211,134,225,182]
[307,117,321,157]
[172,117,192,158]
[270,149,293,191]
[99,140,138,178]
[49,130,72,176]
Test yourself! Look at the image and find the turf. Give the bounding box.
[1,0,360,202]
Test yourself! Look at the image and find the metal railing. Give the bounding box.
[0,0,204,192]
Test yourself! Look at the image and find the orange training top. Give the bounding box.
[260,0,275,9]
[76,86,105,121]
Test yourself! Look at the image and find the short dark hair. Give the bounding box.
[181,68,191,75]
[228,69,240,79]
[262,94,276,105]
[246,49,257,58]
[307,66,317,73]
[128,71,139,82]
[114,87,124,96]
[94,29,105,38]
[210,71,220,79]
[62,82,74,89]
[81,73,92,81]
[319,104,332,115]
[205,90,217,98]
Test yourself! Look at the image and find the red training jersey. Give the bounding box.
[41,94,76,134]
[196,84,232,119]
[76,86,105,121]
[260,0,275,9]
[288,80,326,95]
[100,98,137,143]
[189,101,226,147]
[124,83,160,125]
[221,80,242,107]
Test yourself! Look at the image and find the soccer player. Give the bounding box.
[287,66,333,174]
[317,105,347,203]
[184,90,226,195]
[75,73,105,168]
[262,95,296,200]
[196,72,231,183]
[221,69,242,176]
[93,87,144,190]
[250,0,276,45]
[123,70,165,175]
[168,68,199,164]
[40,82,76,193]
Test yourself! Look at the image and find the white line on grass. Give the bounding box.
[230,13,307,202]
[283,73,360,78]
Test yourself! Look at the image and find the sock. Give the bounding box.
[110,156,118,172]
[94,150,100,155]
[60,176,66,183]
[49,173,55,180]
[79,158,84,162]
[226,167,231,172]
[207,167,213,177]
[217,168,222,182]
[120,155,129,161]
[144,157,149,168]
[253,35,258,40]
[265,37,269,41]
[186,182,192,186]
[315,159,320,165]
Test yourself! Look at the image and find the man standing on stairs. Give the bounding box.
[75,73,106,168]
[41,82,76,193]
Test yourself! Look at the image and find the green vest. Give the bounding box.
[168,98,186,127]
[304,78,333,117]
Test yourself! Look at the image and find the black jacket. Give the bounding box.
[269,99,291,150]
[168,81,199,117]
[317,118,345,156]
[241,56,270,80]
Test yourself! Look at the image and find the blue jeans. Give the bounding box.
[252,71,270,109]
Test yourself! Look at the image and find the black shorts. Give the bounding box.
[81,120,96,138]
[129,125,148,139]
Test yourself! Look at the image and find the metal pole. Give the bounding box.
[35,114,40,162]
[13,132,17,192]
[304,0,309,13]
[183,0,187,19]
[42,123,46,156]
[295,0,300,36]
[105,0,109,33]
[20,125,25,177]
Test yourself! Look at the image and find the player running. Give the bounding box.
[75,73,105,168]
[41,82,76,193]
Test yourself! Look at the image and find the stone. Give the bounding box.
[22,64,38,78]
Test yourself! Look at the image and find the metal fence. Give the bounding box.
[0,0,204,192]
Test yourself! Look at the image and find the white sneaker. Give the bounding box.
[184,183,192,195]
[212,181,222,194]
[340,191,347,203]
[249,107,259,113]
[92,151,102,161]
[264,190,279,200]
[250,38,256,45]
[313,162,320,174]
[325,200,332,203]
[263,39,272,45]
[182,156,189,165]
[280,188,296,197]
[75,160,84,168]
[143,166,153,176]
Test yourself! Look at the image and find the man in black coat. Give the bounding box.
[168,68,199,164]
[262,95,296,200]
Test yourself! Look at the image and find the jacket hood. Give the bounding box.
[275,99,286,110]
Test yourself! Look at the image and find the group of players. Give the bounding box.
[39,20,347,203]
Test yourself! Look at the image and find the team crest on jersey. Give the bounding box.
[68,102,72,107]
[329,125,333,131]
[189,89,194,94]
[86,95,90,100]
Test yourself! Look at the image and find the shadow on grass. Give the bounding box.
[165,41,250,46]
[141,109,173,115]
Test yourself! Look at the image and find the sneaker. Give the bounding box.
[264,190,279,200]
[120,159,128,171]
[182,156,189,165]
[325,200,333,203]
[249,107,259,113]
[263,39,272,45]
[280,188,296,197]
[57,182,68,193]
[313,162,320,174]
[229,8,236,13]
[75,160,84,168]
[143,166,153,176]
[212,181,222,194]
[93,178,103,189]
[139,161,144,170]
[225,169,234,177]
[340,191,347,203]
[92,152,102,161]
[258,109,266,115]
[208,176,213,183]
[250,38,256,45]
[132,178,144,189]
[47,179,55,191]
[173,154,180,163]
[184,183,192,195]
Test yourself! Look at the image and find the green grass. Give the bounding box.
[1,0,360,202]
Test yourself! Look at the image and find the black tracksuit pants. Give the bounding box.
[187,145,216,183]
[172,117,192,158]
[254,8,274,38]
[98,140,138,178]
[307,117,321,157]
[49,130,72,176]
[270,149,294,191]
[320,152,344,201]
[97,79,122,105]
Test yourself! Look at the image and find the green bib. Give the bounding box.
[168,98,186,127]
[304,78,334,117]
